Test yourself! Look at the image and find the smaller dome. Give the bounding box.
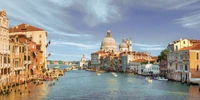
[119,42,128,48]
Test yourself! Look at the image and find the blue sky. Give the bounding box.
[1,0,200,61]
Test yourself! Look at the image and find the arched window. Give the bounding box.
[197,65,199,71]
[197,53,199,60]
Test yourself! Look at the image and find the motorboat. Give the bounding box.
[96,72,101,76]
[111,72,117,77]
[156,77,168,81]
[146,77,152,83]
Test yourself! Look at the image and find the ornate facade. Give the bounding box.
[0,10,10,85]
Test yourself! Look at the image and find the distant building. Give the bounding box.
[9,24,47,69]
[79,55,86,68]
[52,61,59,65]
[121,54,132,72]
[129,59,147,74]
[91,30,155,72]
[140,64,160,75]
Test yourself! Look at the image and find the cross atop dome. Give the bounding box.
[106,30,112,37]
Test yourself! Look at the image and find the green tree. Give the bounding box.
[157,49,168,62]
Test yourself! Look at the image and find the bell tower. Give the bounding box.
[129,38,132,51]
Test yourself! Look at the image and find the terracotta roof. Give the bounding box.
[91,51,106,55]
[188,39,200,44]
[131,59,147,63]
[9,23,44,33]
[151,56,158,60]
[179,43,200,51]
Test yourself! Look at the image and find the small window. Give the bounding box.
[183,41,185,44]
[28,56,30,60]
[39,34,42,38]
[197,65,199,71]
[39,40,41,44]
[22,47,24,52]
[16,37,18,42]
[4,56,6,63]
[197,52,199,60]
[176,63,178,70]
[19,47,21,53]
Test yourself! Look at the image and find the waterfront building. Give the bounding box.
[0,10,10,85]
[121,53,133,72]
[167,38,200,83]
[9,24,47,69]
[159,60,168,77]
[91,51,107,69]
[79,55,86,68]
[9,35,26,85]
[129,59,147,74]
[140,64,160,75]
[35,45,43,76]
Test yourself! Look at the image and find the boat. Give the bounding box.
[72,68,78,70]
[53,66,59,69]
[64,68,71,72]
[156,77,168,81]
[111,72,117,77]
[96,72,101,75]
[146,77,153,83]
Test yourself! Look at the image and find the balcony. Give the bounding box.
[24,61,31,64]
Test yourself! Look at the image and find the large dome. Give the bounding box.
[100,30,118,52]
[101,37,117,47]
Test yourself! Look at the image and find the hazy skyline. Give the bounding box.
[1,0,200,61]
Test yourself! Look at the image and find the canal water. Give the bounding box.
[1,66,200,100]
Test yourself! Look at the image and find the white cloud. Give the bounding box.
[140,47,165,51]
[120,0,200,10]
[49,0,121,27]
[133,43,162,48]
[51,40,100,50]
[176,10,200,29]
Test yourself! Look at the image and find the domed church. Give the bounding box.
[100,30,132,53]
[100,30,118,52]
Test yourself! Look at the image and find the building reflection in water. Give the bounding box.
[188,85,200,100]
[0,82,50,100]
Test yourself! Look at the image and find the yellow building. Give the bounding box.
[0,10,10,85]
[9,24,47,69]
[167,38,200,83]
